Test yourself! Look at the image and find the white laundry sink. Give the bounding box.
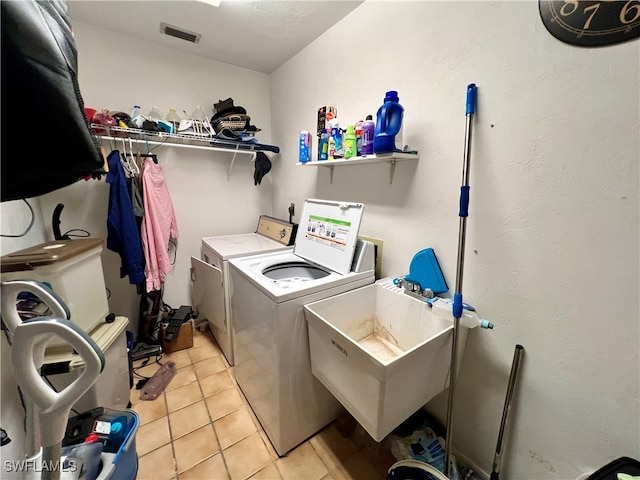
[303,279,471,442]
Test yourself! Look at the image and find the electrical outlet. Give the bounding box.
[359,236,383,280]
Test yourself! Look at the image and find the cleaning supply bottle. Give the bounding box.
[354,120,364,156]
[318,129,329,161]
[329,119,343,158]
[344,125,357,159]
[131,105,144,128]
[328,131,336,160]
[427,297,494,329]
[361,115,375,155]
[299,130,312,163]
[146,106,163,122]
[374,90,404,154]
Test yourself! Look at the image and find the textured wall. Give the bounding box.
[269,1,639,478]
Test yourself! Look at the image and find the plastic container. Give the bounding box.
[427,297,493,329]
[130,105,141,118]
[299,130,312,163]
[374,91,404,154]
[92,409,139,480]
[355,120,364,156]
[146,106,163,122]
[166,108,181,133]
[362,115,375,155]
[0,239,109,344]
[344,125,357,159]
[318,129,329,161]
[61,440,103,480]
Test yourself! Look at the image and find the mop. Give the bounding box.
[2,280,104,480]
[444,83,477,478]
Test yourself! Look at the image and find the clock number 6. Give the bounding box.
[621,0,640,24]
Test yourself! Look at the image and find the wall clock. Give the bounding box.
[539,0,640,47]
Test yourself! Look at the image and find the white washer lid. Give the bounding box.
[293,199,365,275]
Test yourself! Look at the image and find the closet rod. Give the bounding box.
[97,135,257,159]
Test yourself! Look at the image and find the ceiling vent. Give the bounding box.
[160,23,201,44]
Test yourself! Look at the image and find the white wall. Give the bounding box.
[38,22,275,332]
[270,1,639,479]
[2,2,638,478]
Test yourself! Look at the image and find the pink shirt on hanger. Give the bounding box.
[141,157,179,292]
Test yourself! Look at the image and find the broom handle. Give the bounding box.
[491,344,525,480]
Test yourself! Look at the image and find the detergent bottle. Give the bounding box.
[373,90,404,154]
[344,125,357,159]
[361,115,375,155]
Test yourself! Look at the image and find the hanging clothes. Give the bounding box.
[140,157,179,292]
[105,150,145,285]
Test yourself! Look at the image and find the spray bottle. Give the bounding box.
[427,297,494,329]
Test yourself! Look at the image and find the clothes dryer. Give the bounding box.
[228,199,375,456]
[190,216,296,365]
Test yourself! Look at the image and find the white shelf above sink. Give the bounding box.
[298,152,419,184]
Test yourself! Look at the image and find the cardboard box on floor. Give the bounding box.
[161,319,194,353]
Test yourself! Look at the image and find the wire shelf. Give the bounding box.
[91,125,279,154]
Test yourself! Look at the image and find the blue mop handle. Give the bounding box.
[466,83,477,115]
[459,83,476,218]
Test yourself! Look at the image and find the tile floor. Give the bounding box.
[130,328,397,480]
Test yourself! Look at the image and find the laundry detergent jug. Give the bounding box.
[374,90,404,154]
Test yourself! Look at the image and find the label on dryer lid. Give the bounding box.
[294,199,364,274]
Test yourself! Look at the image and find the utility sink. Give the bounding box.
[303,279,472,441]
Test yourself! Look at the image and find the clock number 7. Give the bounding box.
[560,1,600,29]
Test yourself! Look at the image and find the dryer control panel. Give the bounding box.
[256,215,297,246]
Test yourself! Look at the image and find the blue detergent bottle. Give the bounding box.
[373,90,404,154]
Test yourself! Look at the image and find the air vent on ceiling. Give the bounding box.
[160,23,201,44]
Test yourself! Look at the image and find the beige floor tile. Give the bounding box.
[259,430,280,461]
[189,343,220,364]
[173,424,220,474]
[193,330,220,350]
[223,432,272,480]
[200,370,235,397]
[194,356,227,380]
[330,451,384,480]
[275,442,328,480]
[133,394,168,425]
[169,400,211,439]
[166,381,204,412]
[137,443,177,480]
[309,424,359,471]
[248,463,281,480]
[163,349,193,369]
[214,406,258,449]
[167,365,198,391]
[179,452,229,480]
[137,416,172,456]
[205,387,244,421]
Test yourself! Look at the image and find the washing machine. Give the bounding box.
[190,215,297,365]
[228,199,376,456]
